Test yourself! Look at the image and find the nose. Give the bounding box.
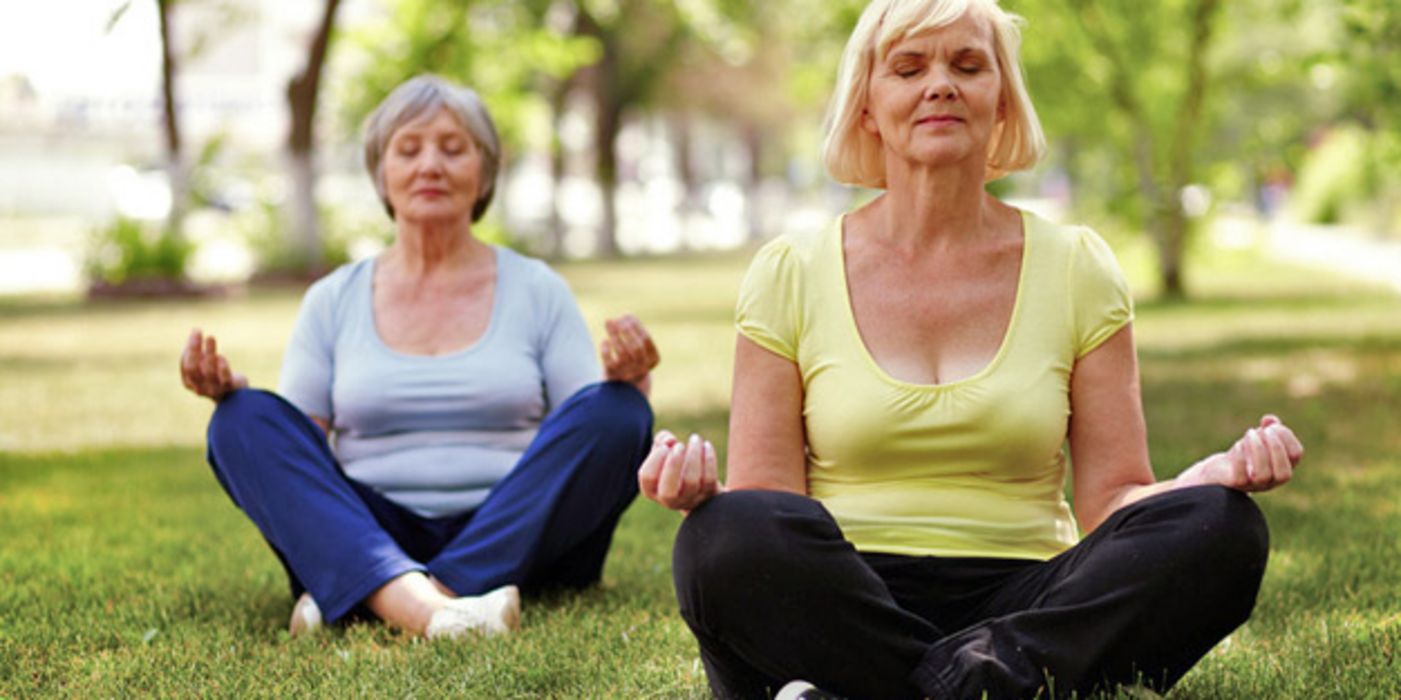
[416,146,446,176]
[922,67,958,101]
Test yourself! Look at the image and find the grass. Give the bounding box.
[1,242,1399,698]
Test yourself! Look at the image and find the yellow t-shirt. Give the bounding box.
[735,210,1133,561]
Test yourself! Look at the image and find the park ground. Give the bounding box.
[1,236,1399,697]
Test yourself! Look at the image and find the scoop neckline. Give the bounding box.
[834,208,1031,392]
[366,245,504,360]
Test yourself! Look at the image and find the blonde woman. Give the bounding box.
[639,1,1302,697]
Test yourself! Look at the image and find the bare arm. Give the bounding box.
[723,335,807,493]
[1069,323,1304,533]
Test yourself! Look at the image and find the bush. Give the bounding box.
[1290,124,1400,235]
[85,217,191,285]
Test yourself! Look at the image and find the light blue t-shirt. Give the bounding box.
[277,246,601,518]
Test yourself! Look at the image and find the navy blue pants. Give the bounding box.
[206,382,652,623]
[675,486,1269,699]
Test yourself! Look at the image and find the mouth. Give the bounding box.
[413,187,449,197]
[916,115,964,127]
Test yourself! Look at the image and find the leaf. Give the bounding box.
[105,0,133,34]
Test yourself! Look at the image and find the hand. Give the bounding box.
[179,328,248,402]
[638,430,724,513]
[1181,415,1304,492]
[601,314,659,386]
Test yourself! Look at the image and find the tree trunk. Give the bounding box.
[545,80,571,259]
[156,0,186,242]
[1152,203,1189,299]
[285,0,341,272]
[594,101,622,258]
[744,122,765,243]
[1153,0,1220,299]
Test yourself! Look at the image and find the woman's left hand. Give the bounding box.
[1181,414,1304,493]
[601,314,660,390]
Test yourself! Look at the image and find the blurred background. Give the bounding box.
[0,0,1396,299]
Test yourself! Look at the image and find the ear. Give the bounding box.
[860,109,880,136]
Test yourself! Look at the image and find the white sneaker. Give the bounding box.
[424,584,521,640]
[288,592,323,637]
[775,680,843,700]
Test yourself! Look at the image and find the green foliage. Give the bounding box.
[85,217,192,285]
[337,0,598,154]
[1335,0,1401,132]
[1291,125,1369,225]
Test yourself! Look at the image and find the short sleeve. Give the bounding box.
[277,276,338,419]
[735,239,802,360]
[532,262,601,412]
[1070,227,1134,358]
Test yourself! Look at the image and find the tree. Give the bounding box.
[341,0,594,252]
[155,0,188,243]
[1021,0,1225,298]
[570,0,692,257]
[1014,0,1352,296]
[285,0,342,273]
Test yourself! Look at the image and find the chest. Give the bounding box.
[373,277,494,356]
[844,241,1023,386]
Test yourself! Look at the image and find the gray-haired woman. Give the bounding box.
[178,74,659,639]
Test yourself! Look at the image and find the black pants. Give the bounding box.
[673,486,1268,699]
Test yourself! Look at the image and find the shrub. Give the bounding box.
[85,217,191,285]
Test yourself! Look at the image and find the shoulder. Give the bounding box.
[745,218,836,281]
[301,258,372,311]
[1021,211,1123,275]
[496,245,577,307]
[1030,211,1114,253]
[498,245,567,287]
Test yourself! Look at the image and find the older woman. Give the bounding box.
[639,1,1303,698]
[179,74,659,640]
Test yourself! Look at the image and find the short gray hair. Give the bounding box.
[362,74,502,222]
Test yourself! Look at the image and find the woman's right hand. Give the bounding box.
[638,430,724,513]
[180,328,248,402]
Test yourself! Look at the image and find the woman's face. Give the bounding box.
[862,12,1004,174]
[382,107,483,224]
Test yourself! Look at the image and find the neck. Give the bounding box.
[876,156,996,253]
[387,215,487,276]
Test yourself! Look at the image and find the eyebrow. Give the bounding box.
[887,45,991,61]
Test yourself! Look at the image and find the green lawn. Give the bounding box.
[1,243,1399,698]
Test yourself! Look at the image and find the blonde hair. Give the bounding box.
[822,0,1046,187]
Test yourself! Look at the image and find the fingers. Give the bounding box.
[601,314,659,382]
[202,335,220,393]
[701,439,718,497]
[658,439,687,501]
[1224,438,1251,488]
[1244,428,1273,490]
[1261,416,1304,463]
[1261,426,1293,487]
[637,430,718,512]
[179,329,240,400]
[637,435,673,501]
[180,328,204,390]
[679,434,703,498]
